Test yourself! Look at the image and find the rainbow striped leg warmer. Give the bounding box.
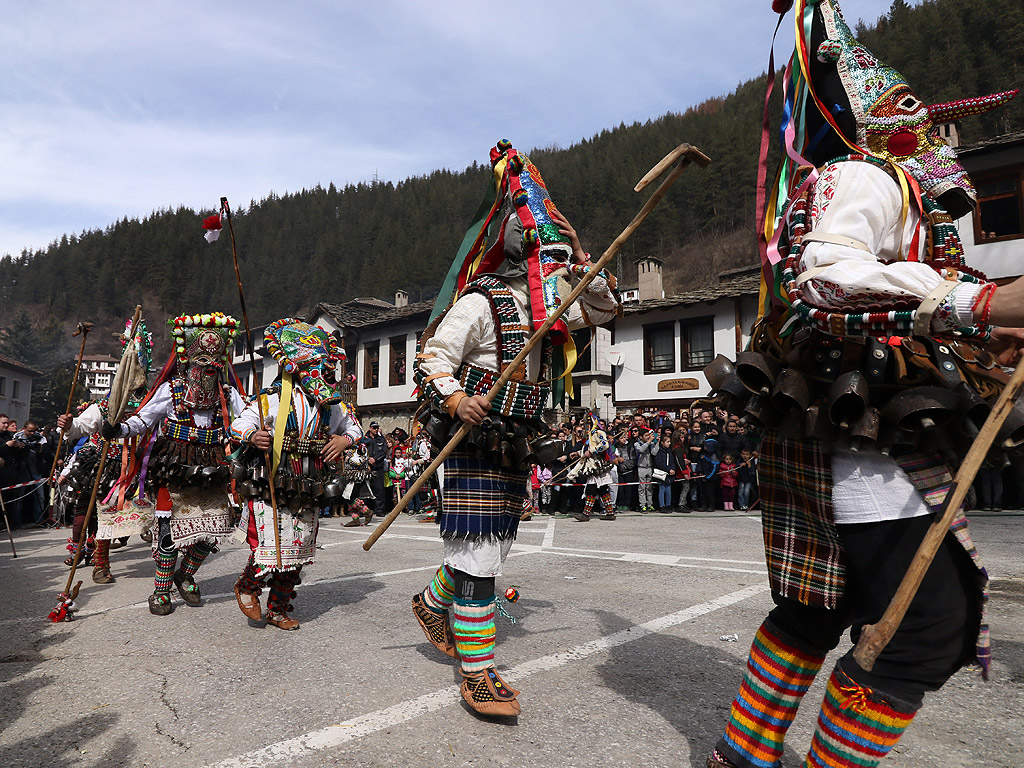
[453,597,496,673]
[717,622,827,768]
[804,664,916,768]
[423,564,455,613]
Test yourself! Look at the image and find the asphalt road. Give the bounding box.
[1,509,1021,768]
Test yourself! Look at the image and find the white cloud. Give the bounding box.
[0,0,902,259]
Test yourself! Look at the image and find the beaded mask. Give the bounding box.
[264,318,346,406]
[431,140,574,345]
[801,0,1016,218]
[169,313,237,410]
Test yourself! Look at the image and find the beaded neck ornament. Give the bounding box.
[264,318,346,406]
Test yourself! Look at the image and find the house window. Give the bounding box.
[389,335,407,386]
[680,317,715,370]
[363,340,380,389]
[571,329,593,373]
[643,322,675,374]
[973,169,1024,243]
[0,376,5,396]
[12,380,20,401]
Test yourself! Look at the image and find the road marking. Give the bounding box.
[542,515,556,549]
[209,582,769,768]
[537,549,767,575]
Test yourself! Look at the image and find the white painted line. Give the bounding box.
[546,545,764,566]
[542,515,556,549]
[538,549,767,575]
[208,583,769,768]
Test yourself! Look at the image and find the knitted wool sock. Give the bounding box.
[453,596,496,673]
[717,621,827,768]
[600,490,613,513]
[179,542,214,578]
[267,570,301,614]
[235,553,264,595]
[93,539,111,569]
[583,495,596,516]
[423,564,455,613]
[804,664,917,768]
[154,548,177,594]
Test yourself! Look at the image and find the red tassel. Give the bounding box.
[202,213,223,231]
[772,0,793,13]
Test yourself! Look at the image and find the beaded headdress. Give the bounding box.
[264,318,346,406]
[430,139,573,346]
[168,312,238,409]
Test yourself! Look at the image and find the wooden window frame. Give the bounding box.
[680,316,715,372]
[643,321,676,375]
[363,340,380,390]
[972,166,1024,244]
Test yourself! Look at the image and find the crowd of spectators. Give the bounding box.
[0,413,56,527]
[530,407,762,516]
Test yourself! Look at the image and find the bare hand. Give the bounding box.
[57,414,72,431]
[987,326,1024,367]
[251,430,271,451]
[321,434,349,462]
[549,208,588,264]
[456,395,491,425]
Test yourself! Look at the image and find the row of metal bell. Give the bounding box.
[705,352,1024,455]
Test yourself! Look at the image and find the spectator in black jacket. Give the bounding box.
[359,421,390,517]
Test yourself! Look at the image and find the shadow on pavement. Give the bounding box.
[591,607,806,768]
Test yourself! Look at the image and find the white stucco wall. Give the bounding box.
[355,320,422,407]
[609,297,749,405]
[0,367,35,425]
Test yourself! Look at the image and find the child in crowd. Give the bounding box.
[718,452,738,511]
[736,448,757,511]
[651,433,677,513]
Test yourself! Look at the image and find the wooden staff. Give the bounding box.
[57,306,143,606]
[364,144,711,551]
[48,322,94,488]
[852,358,1024,671]
[221,197,282,569]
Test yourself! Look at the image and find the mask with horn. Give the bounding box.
[797,0,1016,218]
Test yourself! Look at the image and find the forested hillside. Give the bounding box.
[2,0,1021,365]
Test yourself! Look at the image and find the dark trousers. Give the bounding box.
[618,469,638,510]
[766,513,980,707]
[371,471,386,515]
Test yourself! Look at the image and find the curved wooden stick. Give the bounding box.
[364,145,711,551]
[852,358,1024,670]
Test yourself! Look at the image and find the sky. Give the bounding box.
[0,0,901,260]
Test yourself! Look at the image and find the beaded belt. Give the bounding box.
[280,432,329,455]
[458,363,548,420]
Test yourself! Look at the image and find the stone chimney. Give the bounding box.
[395,289,409,308]
[636,256,664,301]
[937,122,959,149]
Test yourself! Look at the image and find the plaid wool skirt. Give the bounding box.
[439,448,528,542]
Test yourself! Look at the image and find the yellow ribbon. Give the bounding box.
[562,334,577,400]
[270,373,292,478]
